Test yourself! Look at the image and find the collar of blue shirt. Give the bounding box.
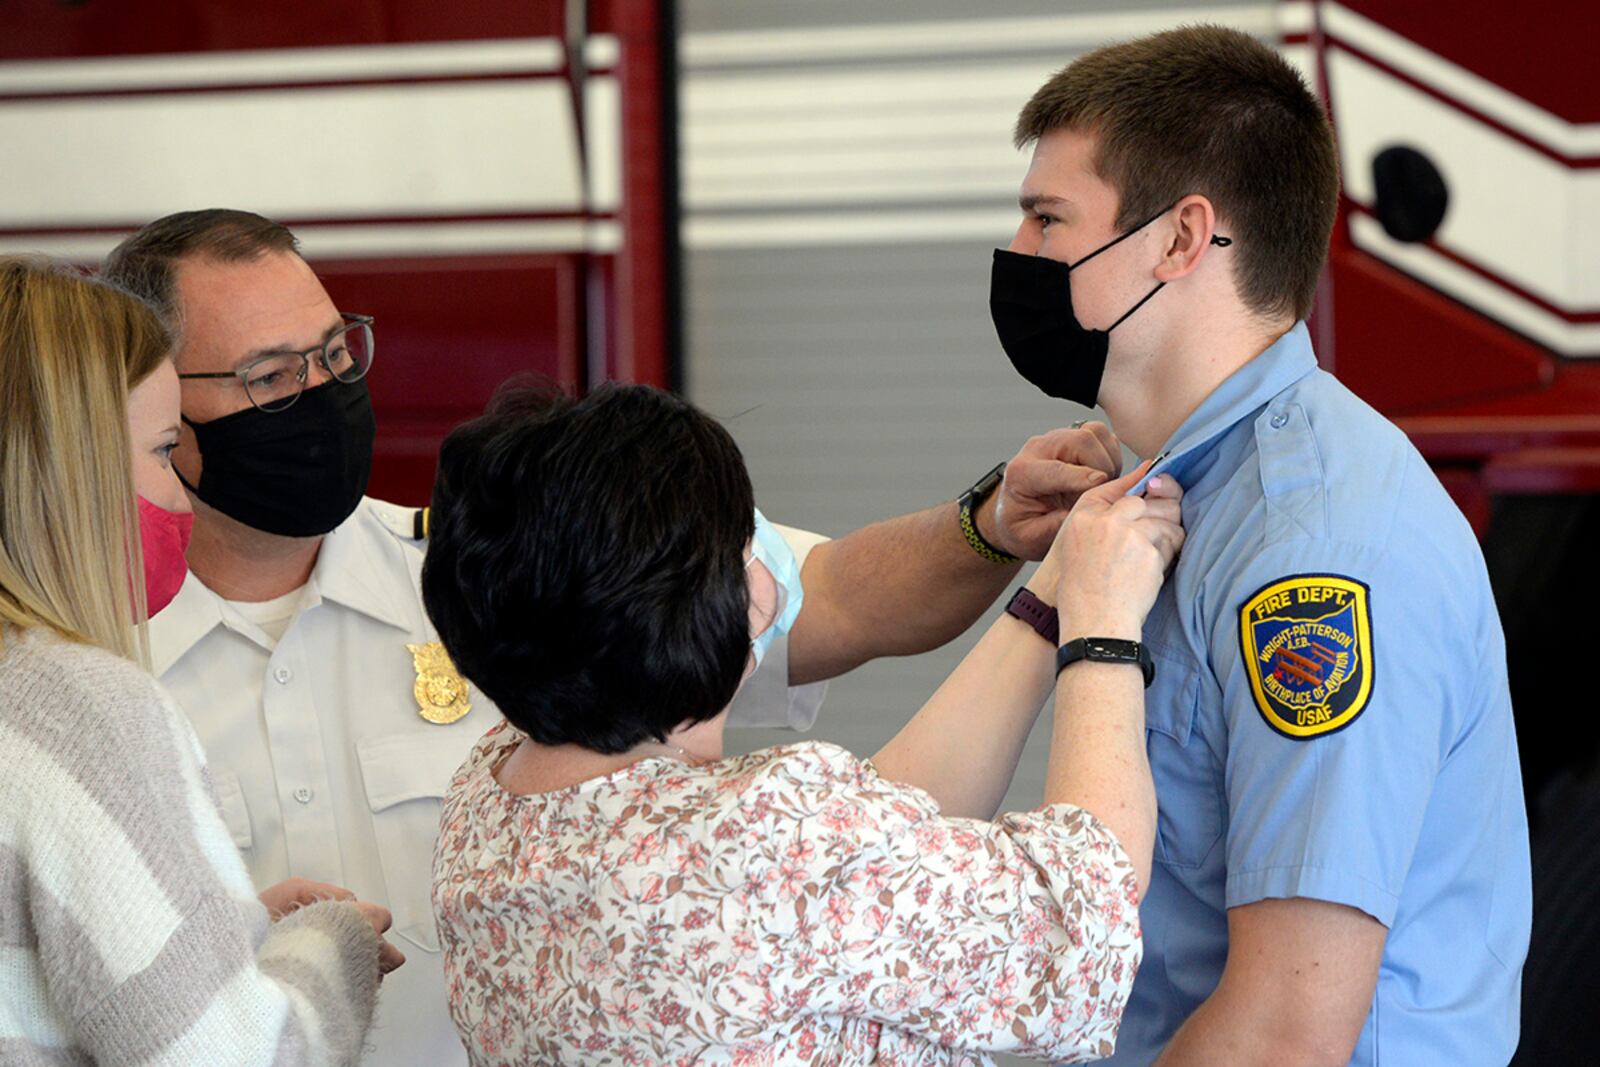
[1126,321,1320,495]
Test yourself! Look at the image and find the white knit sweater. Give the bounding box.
[0,627,381,1065]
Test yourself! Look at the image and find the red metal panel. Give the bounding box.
[1334,0,1600,124]
[582,254,619,387]
[1319,36,1600,169]
[586,0,623,35]
[317,254,584,504]
[1483,449,1600,495]
[1431,465,1493,536]
[1327,220,1600,492]
[609,0,670,389]
[1302,3,1600,500]
[1326,230,1554,416]
[0,0,559,59]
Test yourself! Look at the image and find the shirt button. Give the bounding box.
[1270,412,1290,429]
[294,787,313,804]
[273,667,292,684]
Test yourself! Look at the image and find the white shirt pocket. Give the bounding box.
[357,729,480,952]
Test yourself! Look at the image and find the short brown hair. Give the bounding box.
[1015,25,1338,321]
[101,208,299,326]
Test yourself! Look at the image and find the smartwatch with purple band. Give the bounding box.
[1004,587,1059,645]
[1005,587,1157,688]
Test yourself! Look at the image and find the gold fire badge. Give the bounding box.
[407,642,472,725]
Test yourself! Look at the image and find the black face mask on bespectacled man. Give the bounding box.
[177,377,377,538]
[989,206,1232,408]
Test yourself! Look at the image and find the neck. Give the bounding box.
[184,502,322,603]
[665,713,728,763]
[1103,313,1294,458]
[497,711,730,797]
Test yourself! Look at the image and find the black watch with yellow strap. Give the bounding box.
[958,461,1021,565]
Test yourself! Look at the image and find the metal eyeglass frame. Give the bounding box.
[176,312,376,413]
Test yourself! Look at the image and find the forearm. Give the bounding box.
[78,896,379,1066]
[1155,994,1262,1066]
[870,611,1055,819]
[1155,988,1353,1067]
[1045,658,1156,898]
[1158,899,1384,1066]
[787,498,1019,685]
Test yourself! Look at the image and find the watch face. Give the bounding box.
[1060,637,1154,687]
[968,461,1006,501]
[1084,638,1140,662]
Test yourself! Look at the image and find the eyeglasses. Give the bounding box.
[178,313,375,413]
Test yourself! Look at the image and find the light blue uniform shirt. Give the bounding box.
[1103,323,1530,1065]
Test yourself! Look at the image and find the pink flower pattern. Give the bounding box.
[433,722,1140,1066]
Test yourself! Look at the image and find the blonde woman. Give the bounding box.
[0,259,397,1065]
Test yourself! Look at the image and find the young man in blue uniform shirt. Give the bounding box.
[989,26,1530,1065]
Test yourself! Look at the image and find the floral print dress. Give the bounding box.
[433,722,1141,1066]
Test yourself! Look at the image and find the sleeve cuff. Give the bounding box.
[726,518,830,731]
[725,630,828,731]
[782,678,827,732]
[1226,863,1399,926]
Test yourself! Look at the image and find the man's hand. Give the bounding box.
[785,420,1123,682]
[986,421,1124,560]
[259,877,353,919]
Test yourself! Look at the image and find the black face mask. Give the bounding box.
[179,377,376,538]
[989,209,1230,407]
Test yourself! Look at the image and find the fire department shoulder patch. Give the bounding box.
[1239,574,1373,740]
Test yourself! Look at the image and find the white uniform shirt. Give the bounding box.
[151,496,828,1066]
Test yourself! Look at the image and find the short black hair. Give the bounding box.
[421,381,756,754]
[101,209,300,325]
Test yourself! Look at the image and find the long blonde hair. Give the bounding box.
[0,258,173,660]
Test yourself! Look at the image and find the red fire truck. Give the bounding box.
[1290,0,1597,797]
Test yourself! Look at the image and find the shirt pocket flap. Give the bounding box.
[356,730,480,953]
[1143,647,1225,871]
[1145,647,1200,746]
[211,769,253,851]
[356,731,474,813]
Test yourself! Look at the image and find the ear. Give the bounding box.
[1153,194,1220,283]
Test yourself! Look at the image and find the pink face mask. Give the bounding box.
[137,496,194,618]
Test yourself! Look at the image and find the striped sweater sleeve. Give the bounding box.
[0,632,381,1066]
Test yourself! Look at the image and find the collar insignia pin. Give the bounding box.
[407,641,472,725]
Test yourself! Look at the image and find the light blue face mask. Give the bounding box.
[747,509,804,671]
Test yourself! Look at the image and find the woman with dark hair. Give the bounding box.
[426,382,1184,1065]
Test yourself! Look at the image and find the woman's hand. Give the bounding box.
[260,879,405,975]
[354,901,408,976]
[1045,461,1184,639]
[259,877,353,919]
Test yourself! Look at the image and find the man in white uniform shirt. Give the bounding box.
[103,209,1124,1064]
